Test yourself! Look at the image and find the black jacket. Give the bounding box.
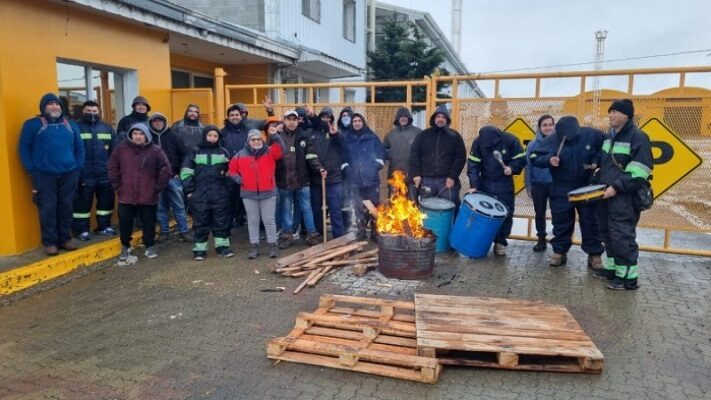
[150,114,187,176]
[181,127,231,197]
[305,108,347,185]
[221,119,250,158]
[598,120,653,194]
[76,115,114,184]
[117,111,149,137]
[409,107,467,182]
[532,117,603,196]
[467,126,526,195]
[277,126,311,189]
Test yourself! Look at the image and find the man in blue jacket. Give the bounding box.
[72,101,116,241]
[343,113,385,241]
[525,115,555,252]
[532,116,604,269]
[19,93,85,255]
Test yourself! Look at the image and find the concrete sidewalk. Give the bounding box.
[0,230,709,400]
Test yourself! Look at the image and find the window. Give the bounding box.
[343,0,356,42]
[171,69,214,89]
[302,0,320,23]
[56,60,128,128]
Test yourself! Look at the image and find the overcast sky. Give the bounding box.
[381,0,711,95]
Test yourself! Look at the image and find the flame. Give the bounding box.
[376,170,427,238]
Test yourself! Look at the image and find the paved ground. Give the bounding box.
[0,228,709,400]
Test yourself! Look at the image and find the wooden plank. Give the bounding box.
[415,305,580,327]
[303,327,418,349]
[269,350,439,383]
[498,352,519,368]
[329,307,415,323]
[273,232,356,269]
[436,356,602,374]
[303,243,367,267]
[299,333,417,355]
[298,312,416,336]
[415,293,566,311]
[323,294,416,310]
[416,319,588,341]
[416,330,603,359]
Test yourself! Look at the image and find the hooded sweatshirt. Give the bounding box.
[343,113,385,188]
[108,123,172,205]
[384,107,421,178]
[19,93,85,175]
[116,96,151,136]
[467,125,526,195]
[409,105,466,182]
[149,113,187,175]
[305,107,348,185]
[180,125,232,198]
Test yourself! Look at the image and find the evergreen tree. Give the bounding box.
[367,19,449,104]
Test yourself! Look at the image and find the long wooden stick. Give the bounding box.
[273,232,356,269]
[293,268,321,294]
[317,257,378,267]
[307,266,334,287]
[321,175,327,244]
[303,243,364,267]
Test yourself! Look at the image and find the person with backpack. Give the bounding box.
[19,93,85,255]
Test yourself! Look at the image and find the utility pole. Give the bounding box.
[452,0,462,55]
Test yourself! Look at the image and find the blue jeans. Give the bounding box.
[279,186,317,234]
[157,177,189,233]
[311,182,345,238]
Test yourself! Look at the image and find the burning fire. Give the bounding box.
[376,171,427,238]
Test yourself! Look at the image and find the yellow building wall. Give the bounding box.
[0,0,173,255]
[224,64,272,118]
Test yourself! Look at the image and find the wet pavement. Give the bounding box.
[0,228,709,400]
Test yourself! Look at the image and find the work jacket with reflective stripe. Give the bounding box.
[598,121,653,194]
[467,131,526,195]
[76,119,114,184]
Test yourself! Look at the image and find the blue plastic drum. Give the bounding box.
[450,193,508,258]
[419,198,455,253]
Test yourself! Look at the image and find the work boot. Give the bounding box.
[248,243,259,259]
[593,269,615,280]
[533,237,546,252]
[60,240,78,251]
[178,231,193,242]
[549,252,567,267]
[45,245,59,256]
[587,254,603,270]
[96,227,117,236]
[305,232,321,246]
[216,246,234,258]
[78,232,91,241]
[494,243,506,256]
[119,246,131,262]
[194,251,207,261]
[278,233,294,249]
[607,277,626,290]
[269,243,279,259]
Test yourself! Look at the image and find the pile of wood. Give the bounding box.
[270,233,379,294]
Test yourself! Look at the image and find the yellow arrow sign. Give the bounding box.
[639,118,702,198]
[503,118,537,194]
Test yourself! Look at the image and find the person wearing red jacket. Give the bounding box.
[228,129,285,259]
[108,123,172,261]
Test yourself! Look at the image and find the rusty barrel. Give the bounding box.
[377,232,436,279]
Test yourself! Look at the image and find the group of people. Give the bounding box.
[19,92,652,290]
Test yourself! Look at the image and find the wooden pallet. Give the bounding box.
[414,294,604,373]
[267,294,441,383]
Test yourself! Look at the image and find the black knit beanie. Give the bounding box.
[608,99,634,120]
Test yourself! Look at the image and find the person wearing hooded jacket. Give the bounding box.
[337,106,356,231]
[171,104,204,151]
[181,125,234,260]
[229,129,285,259]
[116,96,150,139]
[467,126,526,256]
[19,93,85,255]
[343,113,385,241]
[72,101,116,241]
[409,105,467,207]
[305,107,348,239]
[594,99,653,290]
[532,116,604,269]
[524,115,555,252]
[149,113,191,241]
[384,107,422,179]
[108,123,172,261]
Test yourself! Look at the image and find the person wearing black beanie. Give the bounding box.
[595,99,654,290]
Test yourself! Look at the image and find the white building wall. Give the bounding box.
[272,0,367,70]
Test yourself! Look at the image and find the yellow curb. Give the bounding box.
[0,232,148,297]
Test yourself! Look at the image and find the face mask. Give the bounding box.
[341,115,351,127]
[82,113,99,123]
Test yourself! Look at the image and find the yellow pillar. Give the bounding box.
[214,67,227,124]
